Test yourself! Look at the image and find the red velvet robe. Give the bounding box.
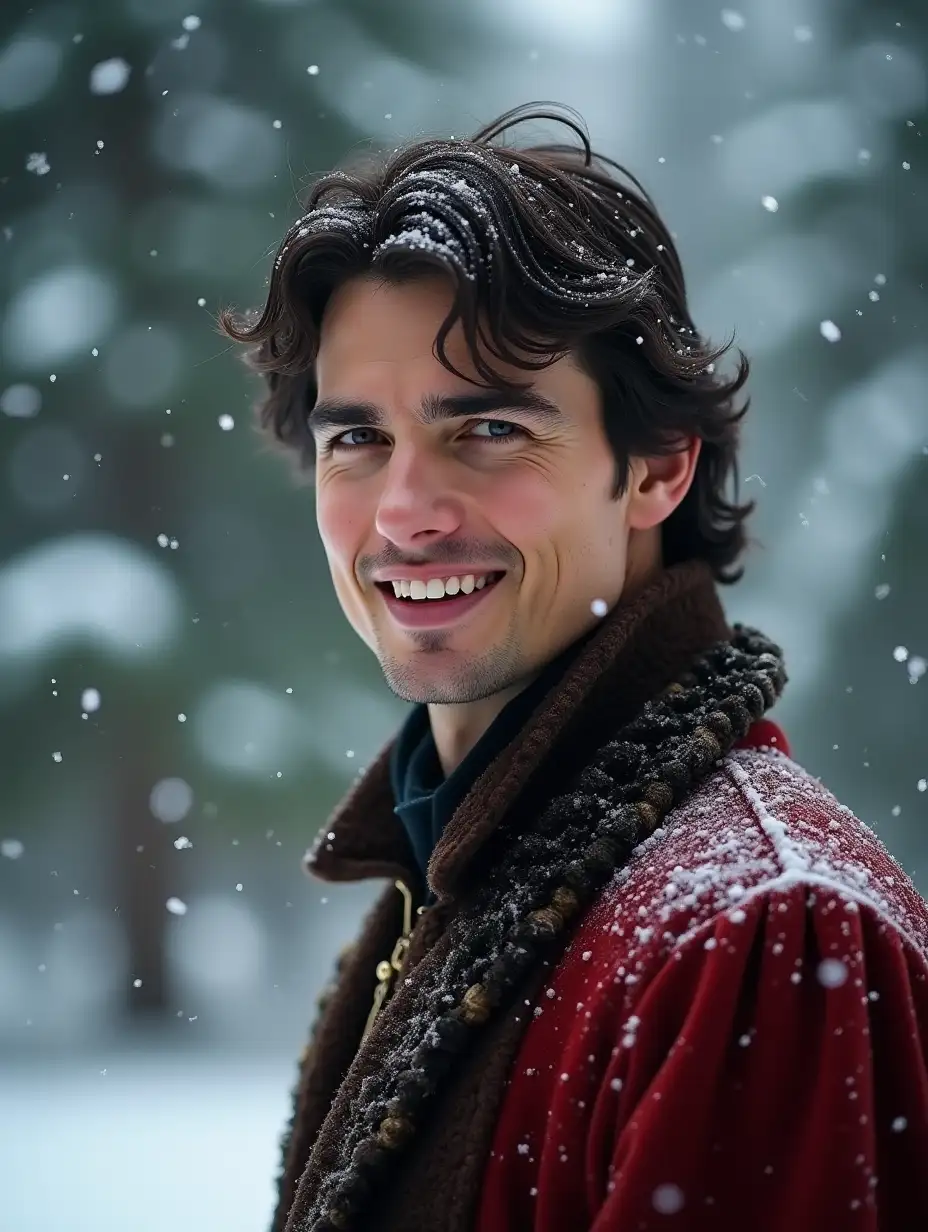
[478,723,928,1230]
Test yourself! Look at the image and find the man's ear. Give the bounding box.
[626,437,701,531]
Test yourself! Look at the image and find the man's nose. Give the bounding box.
[373,447,464,549]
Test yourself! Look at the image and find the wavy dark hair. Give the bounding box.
[220,103,754,582]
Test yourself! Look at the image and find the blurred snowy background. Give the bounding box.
[0,0,925,1228]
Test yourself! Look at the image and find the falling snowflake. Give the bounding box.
[150,777,193,823]
[26,152,50,176]
[81,688,101,713]
[652,1183,686,1214]
[166,897,187,915]
[89,58,132,95]
[0,383,42,418]
[218,414,234,431]
[2,839,24,860]
[761,195,779,212]
[720,10,746,31]
[817,958,849,988]
[820,319,842,342]
[591,598,608,617]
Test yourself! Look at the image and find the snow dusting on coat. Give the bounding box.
[479,745,928,1231]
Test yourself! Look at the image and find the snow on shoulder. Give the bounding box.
[595,744,928,964]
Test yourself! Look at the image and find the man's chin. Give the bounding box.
[381,668,482,707]
[378,653,514,707]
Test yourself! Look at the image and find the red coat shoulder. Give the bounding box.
[479,744,928,1231]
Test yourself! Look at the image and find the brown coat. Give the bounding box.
[276,561,735,1232]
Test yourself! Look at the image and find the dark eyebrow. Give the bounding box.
[307,389,563,438]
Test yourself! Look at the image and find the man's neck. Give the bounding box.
[427,675,538,777]
[425,552,662,778]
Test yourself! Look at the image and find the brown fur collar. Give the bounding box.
[306,560,731,900]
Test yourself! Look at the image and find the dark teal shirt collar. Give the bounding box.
[389,633,593,896]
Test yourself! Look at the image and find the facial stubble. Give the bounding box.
[374,617,527,705]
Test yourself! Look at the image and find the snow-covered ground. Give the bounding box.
[1,1049,294,1232]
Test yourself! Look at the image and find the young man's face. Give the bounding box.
[312,275,683,705]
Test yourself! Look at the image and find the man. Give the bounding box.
[223,104,928,1231]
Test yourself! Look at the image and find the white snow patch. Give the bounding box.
[725,759,811,875]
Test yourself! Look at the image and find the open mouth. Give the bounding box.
[374,571,506,628]
[376,571,505,605]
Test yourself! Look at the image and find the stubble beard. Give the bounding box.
[375,620,525,705]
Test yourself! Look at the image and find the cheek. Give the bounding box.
[317,483,377,644]
[485,464,566,541]
[316,481,365,565]
[491,462,610,546]
[493,463,629,591]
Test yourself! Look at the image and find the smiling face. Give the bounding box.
[312,275,695,710]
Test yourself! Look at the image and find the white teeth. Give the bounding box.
[388,572,496,600]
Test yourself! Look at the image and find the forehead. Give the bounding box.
[314,275,589,405]
[316,275,486,389]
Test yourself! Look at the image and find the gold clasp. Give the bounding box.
[360,879,413,1046]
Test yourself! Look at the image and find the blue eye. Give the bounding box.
[469,420,523,442]
[328,426,383,450]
